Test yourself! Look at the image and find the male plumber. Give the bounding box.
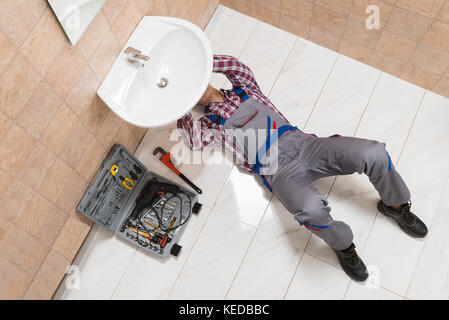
[177,55,428,281]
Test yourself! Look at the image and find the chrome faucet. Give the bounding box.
[124,47,150,66]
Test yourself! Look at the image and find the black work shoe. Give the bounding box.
[333,243,368,282]
[377,201,428,238]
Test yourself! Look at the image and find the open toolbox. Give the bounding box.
[77,144,202,258]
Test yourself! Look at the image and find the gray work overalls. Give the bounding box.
[208,87,411,250]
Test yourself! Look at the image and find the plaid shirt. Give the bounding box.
[177,55,288,172]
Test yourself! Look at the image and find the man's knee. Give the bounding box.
[359,140,391,173]
[290,195,332,228]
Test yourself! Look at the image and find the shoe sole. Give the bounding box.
[377,201,426,238]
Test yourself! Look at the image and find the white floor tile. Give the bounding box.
[205,5,258,89]
[397,91,449,201]
[213,166,272,228]
[361,192,437,297]
[345,281,403,300]
[239,21,297,95]
[305,55,380,137]
[54,225,138,300]
[407,177,449,300]
[355,72,425,161]
[269,38,338,130]
[169,210,256,299]
[226,231,302,300]
[258,197,311,251]
[285,253,350,300]
[111,206,212,299]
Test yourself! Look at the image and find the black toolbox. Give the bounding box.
[77,144,201,258]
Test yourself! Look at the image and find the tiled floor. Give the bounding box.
[54,6,449,300]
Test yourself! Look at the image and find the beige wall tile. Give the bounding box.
[221,0,251,15]
[16,81,63,139]
[148,0,170,16]
[33,251,70,297]
[339,40,374,64]
[21,240,49,276]
[76,11,110,61]
[90,31,121,81]
[0,256,15,295]
[433,75,449,97]
[112,0,143,47]
[0,54,41,119]
[0,112,13,142]
[170,0,194,19]
[41,105,79,155]
[386,7,432,42]
[82,96,112,136]
[396,0,445,18]
[343,17,382,48]
[438,1,449,23]
[0,169,14,200]
[409,44,449,75]
[401,63,440,89]
[191,0,213,22]
[422,21,449,52]
[56,171,88,213]
[251,1,280,27]
[52,217,90,260]
[76,139,106,181]
[46,45,87,99]
[280,0,314,22]
[312,5,347,37]
[96,110,123,149]
[17,144,57,190]
[1,225,36,266]
[23,278,54,300]
[253,0,280,12]
[0,124,37,175]
[133,0,154,16]
[195,0,220,29]
[21,9,67,77]
[60,122,95,169]
[66,67,101,117]
[36,206,68,248]
[376,31,417,61]
[0,265,32,299]
[39,158,73,203]
[308,25,340,51]
[0,216,14,249]
[280,13,310,38]
[316,0,353,15]
[0,31,16,76]
[18,193,53,237]
[102,0,129,25]
[350,0,393,28]
[0,179,34,223]
[0,0,47,47]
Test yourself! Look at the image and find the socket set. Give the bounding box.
[77,144,201,258]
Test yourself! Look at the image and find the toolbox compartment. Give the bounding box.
[77,144,199,258]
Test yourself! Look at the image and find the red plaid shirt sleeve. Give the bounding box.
[212,55,260,91]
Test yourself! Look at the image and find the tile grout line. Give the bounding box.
[403,173,449,299]
[302,54,340,131]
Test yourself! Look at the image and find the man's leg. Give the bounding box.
[268,161,368,281]
[308,135,427,237]
[308,135,410,206]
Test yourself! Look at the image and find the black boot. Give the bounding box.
[377,201,428,238]
[333,243,368,282]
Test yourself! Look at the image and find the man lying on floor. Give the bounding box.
[176,55,428,281]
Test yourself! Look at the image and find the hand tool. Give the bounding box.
[153,147,203,194]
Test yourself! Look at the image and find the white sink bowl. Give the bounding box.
[97,16,213,128]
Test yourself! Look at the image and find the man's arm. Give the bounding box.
[177,113,217,151]
[213,55,260,91]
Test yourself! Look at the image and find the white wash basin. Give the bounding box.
[97,16,213,128]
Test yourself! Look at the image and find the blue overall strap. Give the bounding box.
[206,114,227,126]
[233,87,250,101]
[253,124,298,176]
